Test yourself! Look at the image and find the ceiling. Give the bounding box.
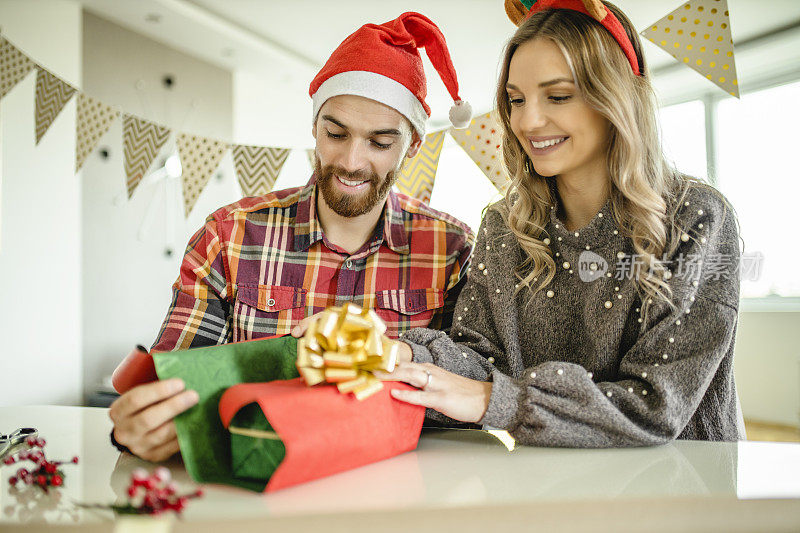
[79,0,800,125]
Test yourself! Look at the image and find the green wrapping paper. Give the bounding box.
[152,335,298,491]
[228,403,285,480]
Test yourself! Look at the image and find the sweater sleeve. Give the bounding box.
[405,188,742,447]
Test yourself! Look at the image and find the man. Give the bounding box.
[109,12,475,461]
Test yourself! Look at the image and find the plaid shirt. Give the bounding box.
[152,177,474,351]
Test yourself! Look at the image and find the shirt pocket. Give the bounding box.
[375,288,444,338]
[232,284,307,341]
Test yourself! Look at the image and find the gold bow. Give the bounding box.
[296,303,399,400]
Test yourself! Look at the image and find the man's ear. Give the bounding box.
[311,121,317,139]
[405,132,423,159]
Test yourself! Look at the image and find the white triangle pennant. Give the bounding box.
[449,112,511,193]
[641,0,739,98]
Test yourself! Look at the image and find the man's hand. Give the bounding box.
[108,378,198,462]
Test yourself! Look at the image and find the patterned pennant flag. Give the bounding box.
[306,148,316,171]
[449,112,511,192]
[177,133,229,217]
[75,94,119,172]
[641,0,739,97]
[232,145,290,197]
[0,37,35,100]
[123,114,171,198]
[35,67,77,144]
[395,130,445,204]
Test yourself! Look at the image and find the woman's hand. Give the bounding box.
[375,361,492,424]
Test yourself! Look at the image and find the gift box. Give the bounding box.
[146,333,424,492]
[220,379,423,492]
[151,335,301,491]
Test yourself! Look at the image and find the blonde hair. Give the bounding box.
[495,2,704,316]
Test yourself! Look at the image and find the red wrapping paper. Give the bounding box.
[111,346,157,394]
[219,378,425,492]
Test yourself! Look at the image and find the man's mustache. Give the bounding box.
[319,165,378,184]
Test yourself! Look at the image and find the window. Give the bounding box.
[428,137,504,233]
[659,99,708,182]
[716,81,800,297]
[660,83,800,299]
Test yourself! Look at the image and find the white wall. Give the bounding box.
[79,12,237,401]
[0,0,83,406]
[735,312,800,427]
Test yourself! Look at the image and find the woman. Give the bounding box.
[381,0,744,446]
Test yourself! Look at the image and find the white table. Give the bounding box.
[1,406,799,532]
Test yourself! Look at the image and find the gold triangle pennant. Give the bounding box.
[232,145,290,197]
[123,114,171,198]
[75,94,119,172]
[177,133,229,217]
[395,130,446,204]
[641,0,739,97]
[449,112,511,193]
[35,67,77,144]
[0,36,35,100]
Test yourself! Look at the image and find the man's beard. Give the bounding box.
[314,155,398,218]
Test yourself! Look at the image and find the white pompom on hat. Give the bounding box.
[309,12,471,138]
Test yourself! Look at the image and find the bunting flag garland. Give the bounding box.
[395,130,445,203]
[0,36,35,100]
[123,114,171,198]
[75,94,119,172]
[306,148,316,171]
[232,145,290,197]
[35,67,77,144]
[177,133,229,217]
[641,0,739,97]
[449,112,511,193]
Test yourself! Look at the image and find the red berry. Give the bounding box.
[194,489,204,498]
[71,457,79,464]
[51,475,63,487]
[45,463,56,474]
[9,477,17,486]
[37,475,47,486]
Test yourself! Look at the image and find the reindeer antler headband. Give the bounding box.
[504,0,641,76]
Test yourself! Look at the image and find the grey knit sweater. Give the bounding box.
[403,184,743,447]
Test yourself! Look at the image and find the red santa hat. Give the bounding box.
[309,12,472,139]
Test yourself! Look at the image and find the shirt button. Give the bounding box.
[345,259,353,269]
[267,298,276,307]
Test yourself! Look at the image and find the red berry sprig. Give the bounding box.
[113,467,203,515]
[3,437,78,493]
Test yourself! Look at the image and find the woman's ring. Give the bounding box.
[424,370,432,390]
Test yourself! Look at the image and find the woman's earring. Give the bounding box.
[524,159,532,174]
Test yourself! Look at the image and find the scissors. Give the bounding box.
[0,428,38,461]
